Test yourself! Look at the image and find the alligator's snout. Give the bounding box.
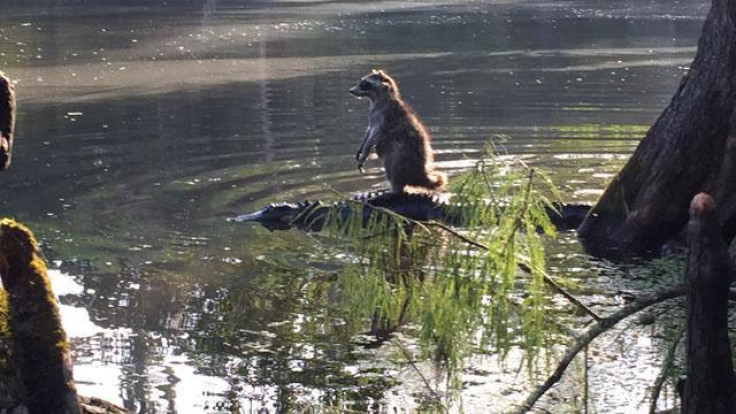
[228,203,302,231]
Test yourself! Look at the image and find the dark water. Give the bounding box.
[0,1,708,412]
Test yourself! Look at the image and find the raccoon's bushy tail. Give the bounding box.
[426,171,448,191]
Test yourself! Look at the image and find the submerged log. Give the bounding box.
[578,0,736,258]
[0,73,15,171]
[682,193,736,413]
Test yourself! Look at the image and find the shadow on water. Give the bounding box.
[0,0,710,411]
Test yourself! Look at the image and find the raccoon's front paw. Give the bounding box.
[357,162,365,174]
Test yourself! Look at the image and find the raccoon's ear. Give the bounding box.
[371,69,380,75]
[378,71,395,90]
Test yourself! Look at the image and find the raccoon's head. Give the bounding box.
[349,69,399,100]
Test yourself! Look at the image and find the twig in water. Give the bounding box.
[648,324,686,414]
[393,338,448,413]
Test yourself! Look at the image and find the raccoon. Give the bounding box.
[350,69,446,194]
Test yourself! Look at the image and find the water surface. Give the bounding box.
[0,0,708,412]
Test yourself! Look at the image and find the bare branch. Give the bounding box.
[648,324,685,414]
[511,285,686,414]
[517,260,603,322]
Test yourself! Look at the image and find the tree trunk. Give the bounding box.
[682,193,736,413]
[578,0,736,257]
[0,72,15,170]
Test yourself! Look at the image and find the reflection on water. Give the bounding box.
[0,0,708,412]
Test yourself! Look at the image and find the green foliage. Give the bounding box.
[316,141,563,386]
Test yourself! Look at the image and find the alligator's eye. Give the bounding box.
[359,80,371,90]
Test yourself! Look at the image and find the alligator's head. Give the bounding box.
[228,202,306,231]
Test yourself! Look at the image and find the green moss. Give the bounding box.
[0,289,9,339]
[0,288,10,367]
[0,218,79,412]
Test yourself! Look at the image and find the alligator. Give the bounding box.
[228,190,591,232]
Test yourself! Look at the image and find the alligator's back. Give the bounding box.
[229,190,590,233]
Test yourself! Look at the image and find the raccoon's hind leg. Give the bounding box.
[389,170,412,194]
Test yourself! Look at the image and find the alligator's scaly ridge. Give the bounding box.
[229,190,590,232]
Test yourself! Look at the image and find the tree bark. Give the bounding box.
[682,193,736,413]
[578,0,736,257]
[0,72,15,170]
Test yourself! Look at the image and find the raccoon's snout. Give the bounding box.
[350,79,373,97]
[349,85,366,97]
